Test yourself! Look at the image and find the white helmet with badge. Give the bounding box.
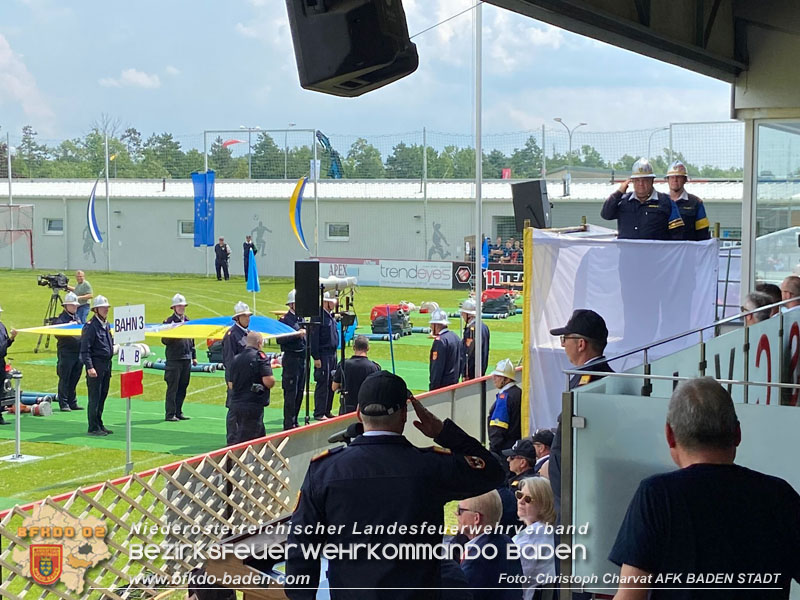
[286,289,296,305]
[91,295,110,309]
[630,158,655,179]
[667,160,689,178]
[233,301,253,317]
[429,309,450,326]
[171,293,187,308]
[62,292,79,306]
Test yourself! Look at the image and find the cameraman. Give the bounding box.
[228,331,275,444]
[53,293,84,412]
[67,270,93,324]
[332,335,380,415]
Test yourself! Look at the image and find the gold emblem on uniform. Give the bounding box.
[464,456,486,470]
[432,351,438,360]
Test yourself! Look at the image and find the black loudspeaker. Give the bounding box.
[511,180,551,230]
[295,260,320,318]
[285,0,419,97]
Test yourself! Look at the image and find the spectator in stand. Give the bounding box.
[490,236,504,261]
[456,490,523,600]
[499,241,514,263]
[742,291,772,325]
[513,477,557,600]
[502,438,538,489]
[609,377,800,599]
[487,359,522,459]
[512,240,523,263]
[530,429,554,479]
[780,275,800,309]
[755,282,782,316]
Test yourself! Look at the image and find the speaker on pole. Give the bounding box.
[285,0,419,97]
[511,180,551,230]
[295,260,320,318]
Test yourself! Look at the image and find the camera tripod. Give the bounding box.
[34,288,64,353]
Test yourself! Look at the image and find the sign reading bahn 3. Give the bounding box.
[112,304,146,344]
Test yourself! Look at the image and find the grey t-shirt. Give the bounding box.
[74,280,92,305]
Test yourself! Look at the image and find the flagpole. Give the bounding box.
[105,133,111,272]
[474,2,483,385]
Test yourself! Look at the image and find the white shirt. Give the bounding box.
[513,522,556,599]
[362,431,402,437]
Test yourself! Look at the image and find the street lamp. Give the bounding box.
[647,126,669,163]
[284,123,296,179]
[553,118,586,196]
[239,125,261,179]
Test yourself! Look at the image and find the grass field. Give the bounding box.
[0,269,523,509]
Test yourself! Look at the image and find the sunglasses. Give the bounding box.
[560,334,585,345]
[455,506,481,516]
[515,490,533,504]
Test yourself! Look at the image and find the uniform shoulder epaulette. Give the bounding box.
[423,445,452,455]
[258,351,267,359]
[310,445,345,462]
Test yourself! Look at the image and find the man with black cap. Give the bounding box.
[286,371,505,599]
[530,428,554,478]
[548,309,614,515]
[502,438,539,489]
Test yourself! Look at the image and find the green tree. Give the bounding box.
[435,145,475,179]
[344,138,384,178]
[144,132,186,178]
[385,142,423,178]
[19,125,49,177]
[482,149,508,179]
[509,136,543,178]
[576,144,606,168]
[208,136,237,178]
[251,133,284,179]
[121,128,144,163]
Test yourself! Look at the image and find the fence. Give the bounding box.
[0,377,488,599]
[0,121,745,182]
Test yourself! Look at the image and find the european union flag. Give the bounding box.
[192,170,215,247]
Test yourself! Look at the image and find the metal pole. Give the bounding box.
[541,124,546,177]
[423,127,428,259]
[6,132,11,205]
[474,2,483,382]
[668,123,674,165]
[125,365,133,475]
[105,133,111,272]
[13,375,21,457]
[203,131,208,173]
[285,129,289,180]
[248,129,252,179]
[314,130,319,256]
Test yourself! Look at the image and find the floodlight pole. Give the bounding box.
[553,118,586,196]
[6,132,11,205]
[648,126,669,162]
[474,2,483,384]
[105,133,111,272]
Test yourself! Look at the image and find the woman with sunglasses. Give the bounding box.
[513,477,557,600]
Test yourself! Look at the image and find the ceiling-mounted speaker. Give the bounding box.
[285,0,419,97]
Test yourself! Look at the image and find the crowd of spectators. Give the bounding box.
[489,236,524,264]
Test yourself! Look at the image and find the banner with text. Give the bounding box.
[317,258,453,290]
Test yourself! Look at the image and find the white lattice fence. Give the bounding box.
[0,436,291,600]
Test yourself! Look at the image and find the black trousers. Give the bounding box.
[215,260,229,280]
[57,351,83,408]
[229,403,265,445]
[313,353,336,418]
[86,363,111,432]
[164,359,191,418]
[281,353,306,429]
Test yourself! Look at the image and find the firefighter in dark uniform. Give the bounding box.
[487,359,521,458]
[332,334,380,415]
[53,292,84,411]
[601,158,685,240]
[667,160,711,241]
[278,289,306,430]
[222,301,252,444]
[228,331,275,444]
[286,371,505,599]
[549,309,614,515]
[0,306,18,425]
[162,293,196,422]
[309,291,339,420]
[459,298,490,381]
[428,309,461,390]
[79,295,114,436]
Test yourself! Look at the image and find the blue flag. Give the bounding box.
[191,170,215,247]
[87,179,103,243]
[481,236,490,270]
[246,248,260,293]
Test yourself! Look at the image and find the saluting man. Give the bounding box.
[162,293,196,422]
[428,309,461,390]
[278,289,307,430]
[667,160,711,241]
[459,298,490,381]
[79,295,114,436]
[222,301,252,444]
[53,292,84,412]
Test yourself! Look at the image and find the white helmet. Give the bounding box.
[91,295,110,309]
[286,289,296,305]
[323,291,338,305]
[460,298,477,316]
[666,160,689,178]
[491,358,517,380]
[171,293,187,308]
[429,309,449,326]
[233,301,253,317]
[62,292,79,306]
[630,158,655,179]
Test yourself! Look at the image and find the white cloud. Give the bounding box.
[235,22,260,38]
[98,68,161,89]
[0,34,55,126]
[165,65,180,76]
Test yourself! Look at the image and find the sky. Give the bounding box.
[0,0,733,143]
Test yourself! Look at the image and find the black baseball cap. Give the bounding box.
[531,429,554,447]
[549,309,608,345]
[502,439,537,461]
[358,371,410,416]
